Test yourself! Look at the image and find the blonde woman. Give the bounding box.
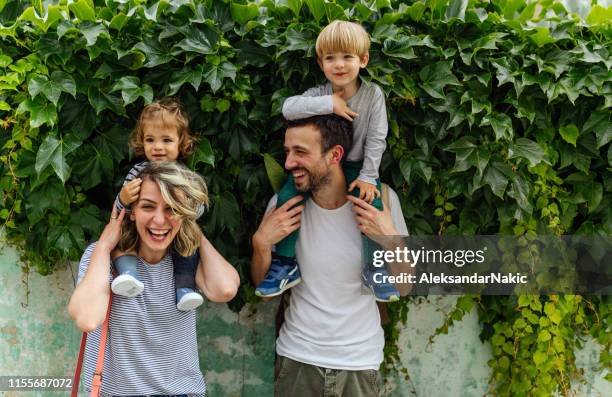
[68,162,240,397]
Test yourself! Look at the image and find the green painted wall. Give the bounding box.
[0,239,608,396]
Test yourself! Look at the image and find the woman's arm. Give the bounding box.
[195,233,240,303]
[68,209,125,332]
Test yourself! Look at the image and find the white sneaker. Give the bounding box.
[111,274,144,297]
[177,291,204,311]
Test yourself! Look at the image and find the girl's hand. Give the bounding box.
[119,178,142,206]
[98,207,125,252]
[348,179,380,204]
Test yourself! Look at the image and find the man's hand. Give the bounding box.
[348,179,380,204]
[332,90,358,121]
[119,178,142,206]
[252,195,305,250]
[347,195,398,244]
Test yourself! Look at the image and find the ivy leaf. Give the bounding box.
[35,134,82,183]
[230,2,259,24]
[483,161,511,198]
[382,36,417,60]
[508,138,548,167]
[263,153,286,193]
[533,350,547,365]
[16,96,57,128]
[87,86,124,115]
[26,178,64,224]
[68,0,96,22]
[28,71,76,105]
[203,62,237,93]
[134,39,173,68]
[168,64,204,95]
[79,22,109,46]
[582,111,611,149]
[93,125,129,163]
[481,113,513,141]
[206,191,241,233]
[559,124,579,147]
[304,0,325,22]
[419,61,460,99]
[175,26,216,54]
[111,76,153,105]
[72,144,114,190]
[445,0,468,21]
[187,137,215,169]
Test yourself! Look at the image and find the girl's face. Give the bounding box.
[142,119,181,162]
[130,178,182,263]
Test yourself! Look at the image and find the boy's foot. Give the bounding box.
[111,274,144,298]
[361,267,400,302]
[255,257,301,298]
[176,288,204,311]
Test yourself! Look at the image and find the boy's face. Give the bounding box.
[318,52,369,90]
[142,119,181,162]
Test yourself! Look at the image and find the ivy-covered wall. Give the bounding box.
[1,1,610,395]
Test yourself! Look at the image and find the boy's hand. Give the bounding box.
[332,90,358,121]
[119,178,142,206]
[348,179,380,204]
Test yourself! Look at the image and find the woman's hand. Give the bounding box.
[98,207,126,253]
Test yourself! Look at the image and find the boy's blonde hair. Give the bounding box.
[129,97,196,160]
[315,20,370,59]
[118,162,209,257]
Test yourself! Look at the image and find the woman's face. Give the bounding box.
[130,178,182,262]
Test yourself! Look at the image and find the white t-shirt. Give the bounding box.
[272,188,408,370]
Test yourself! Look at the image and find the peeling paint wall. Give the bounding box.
[0,240,609,396]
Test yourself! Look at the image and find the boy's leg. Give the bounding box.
[255,175,304,298]
[173,250,204,311]
[343,161,399,302]
[111,253,144,298]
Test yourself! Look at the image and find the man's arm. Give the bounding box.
[250,196,305,288]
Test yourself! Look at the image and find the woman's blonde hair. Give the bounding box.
[129,97,196,160]
[315,20,370,59]
[118,162,209,257]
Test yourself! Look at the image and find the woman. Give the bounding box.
[68,162,240,396]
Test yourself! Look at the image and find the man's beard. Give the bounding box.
[292,165,331,193]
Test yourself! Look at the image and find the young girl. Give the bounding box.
[111,98,206,311]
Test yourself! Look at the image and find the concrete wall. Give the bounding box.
[0,240,608,396]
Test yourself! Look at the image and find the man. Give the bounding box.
[251,115,409,396]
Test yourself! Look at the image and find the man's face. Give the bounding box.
[284,125,331,193]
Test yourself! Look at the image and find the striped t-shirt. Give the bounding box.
[77,243,206,396]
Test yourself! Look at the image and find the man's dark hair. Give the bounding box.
[286,115,353,158]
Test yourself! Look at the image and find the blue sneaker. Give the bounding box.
[362,266,400,302]
[255,257,301,298]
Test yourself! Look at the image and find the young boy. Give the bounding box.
[255,20,400,302]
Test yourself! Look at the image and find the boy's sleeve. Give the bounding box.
[358,85,388,185]
[114,161,148,213]
[282,85,333,120]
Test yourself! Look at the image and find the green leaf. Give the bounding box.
[203,62,237,93]
[168,64,204,95]
[263,153,286,193]
[483,161,511,198]
[382,36,417,60]
[508,138,548,167]
[481,113,513,141]
[419,61,461,99]
[19,6,64,32]
[80,22,108,46]
[582,111,612,148]
[187,137,215,169]
[586,5,612,26]
[35,134,82,183]
[175,26,216,54]
[559,124,579,147]
[72,144,113,190]
[27,72,76,105]
[16,96,57,128]
[109,12,128,31]
[134,39,173,68]
[206,191,241,233]
[537,329,551,342]
[0,101,10,111]
[111,76,154,105]
[529,28,556,47]
[533,350,547,365]
[445,0,468,21]
[93,126,129,163]
[26,178,64,224]
[87,87,124,115]
[0,54,12,67]
[69,0,96,22]
[279,0,302,16]
[230,2,259,24]
[305,0,325,22]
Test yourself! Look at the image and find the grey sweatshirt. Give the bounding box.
[282,81,388,185]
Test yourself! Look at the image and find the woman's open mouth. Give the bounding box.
[148,228,170,241]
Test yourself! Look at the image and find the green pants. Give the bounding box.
[276,160,383,258]
[275,355,381,397]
